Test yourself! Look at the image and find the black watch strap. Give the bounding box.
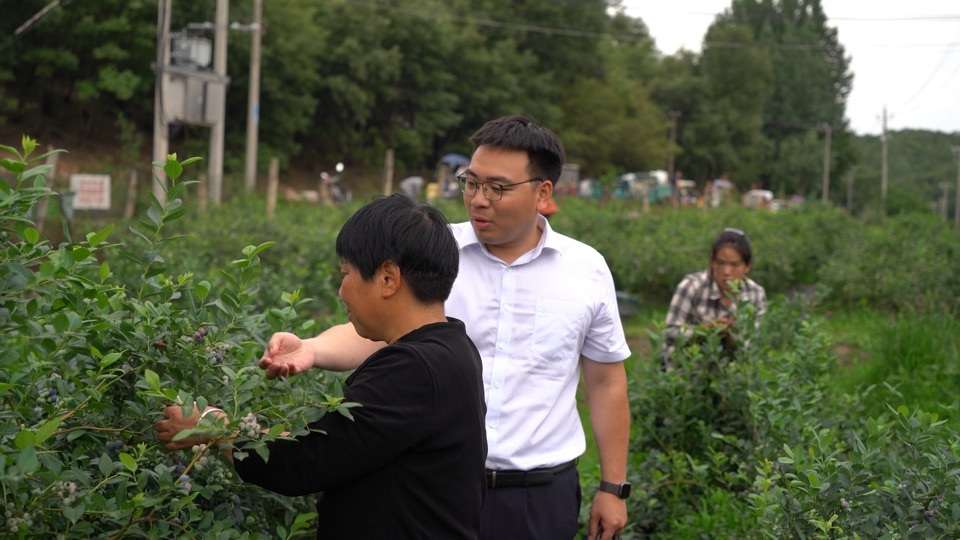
[598,480,631,499]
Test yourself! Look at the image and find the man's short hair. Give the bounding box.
[469,115,565,183]
[336,194,459,303]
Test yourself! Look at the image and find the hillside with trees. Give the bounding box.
[1,0,957,209]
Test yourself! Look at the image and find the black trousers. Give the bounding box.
[479,465,582,540]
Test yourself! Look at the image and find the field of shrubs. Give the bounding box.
[4,139,960,538]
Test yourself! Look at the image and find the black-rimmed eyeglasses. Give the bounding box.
[457,175,542,201]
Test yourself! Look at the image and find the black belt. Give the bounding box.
[485,459,578,489]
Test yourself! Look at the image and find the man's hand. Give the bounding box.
[258,332,314,379]
[589,491,627,540]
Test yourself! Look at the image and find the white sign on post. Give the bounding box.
[69,174,112,210]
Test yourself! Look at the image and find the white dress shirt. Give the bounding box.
[447,217,631,471]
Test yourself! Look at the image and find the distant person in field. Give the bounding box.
[156,194,487,539]
[664,228,767,360]
[399,175,425,200]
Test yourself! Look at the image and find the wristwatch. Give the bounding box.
[598,480,631,499]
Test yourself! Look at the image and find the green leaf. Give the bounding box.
[22,164,53,182]
[164,158,184,181]
[99,352,123,368]
[243,242,277,259]
[0,158,26,174]
[35,417,61,445]
[53,311,83,332]
[63,502,85,524]
[147,206,163,227]
[119,452,138,472]
[98,452,114,476]
[128,225,153,245]
[196,280,211,302]
[99,261,111,282]
[144,369,161,392]
[14,428,36,450]
[163,207,188,223]
[24,227,40,244]
[86,223,115,246]
[69,246,91,263]
[17,446,38,475]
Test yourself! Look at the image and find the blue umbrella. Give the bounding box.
[439,153,470,167]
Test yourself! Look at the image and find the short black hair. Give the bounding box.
[469,115,565,183]
[336,194,459,304]
[711,228,753,265]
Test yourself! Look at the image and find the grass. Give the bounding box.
[821,307,960,427]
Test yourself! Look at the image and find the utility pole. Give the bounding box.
[152,0,172,206]
[940,182,951,221]
[881,107,889,213]
[243,0,263,193]
[845,167,856,214]
[954,146,960,228]
[667,110,681,207]
[821,123,832,204]
[208,0,229,204]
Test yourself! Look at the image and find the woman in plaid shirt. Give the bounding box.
[664,228,767,360]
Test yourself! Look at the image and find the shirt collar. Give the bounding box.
[460,215,564,261]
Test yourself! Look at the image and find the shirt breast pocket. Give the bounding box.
[532,299,586,362]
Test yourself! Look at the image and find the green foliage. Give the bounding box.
[834,311,960,422]
[557,78,668,176]
[623,291,960,538]
[1,139,352,537]
[3,0,868,191]
[818,212,960,312]
[710,0,854,192]
[549,199,853,303]
[851,130,960,218]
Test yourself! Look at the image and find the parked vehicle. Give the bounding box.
[614,170,672,203]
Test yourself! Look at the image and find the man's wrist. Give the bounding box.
[598,480,631,499]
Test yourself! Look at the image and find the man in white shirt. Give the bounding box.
[258,115,632,540]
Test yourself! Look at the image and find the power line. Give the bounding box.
[893,28,960,115]
[14,0,62,36]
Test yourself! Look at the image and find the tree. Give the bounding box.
[556,78,668,177]
[1,0,157,141]
[719,0,854,193]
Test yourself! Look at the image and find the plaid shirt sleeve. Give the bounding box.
[665,271,708,343]
[739,277,767,326]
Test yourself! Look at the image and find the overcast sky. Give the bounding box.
[618,0,960,136]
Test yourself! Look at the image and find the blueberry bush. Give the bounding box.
[7,136,960,539]
[1,137,353,538]
[624,292,960,538]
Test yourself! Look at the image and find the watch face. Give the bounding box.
[600,481,631,499]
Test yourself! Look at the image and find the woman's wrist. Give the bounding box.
[195,407,227,445]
